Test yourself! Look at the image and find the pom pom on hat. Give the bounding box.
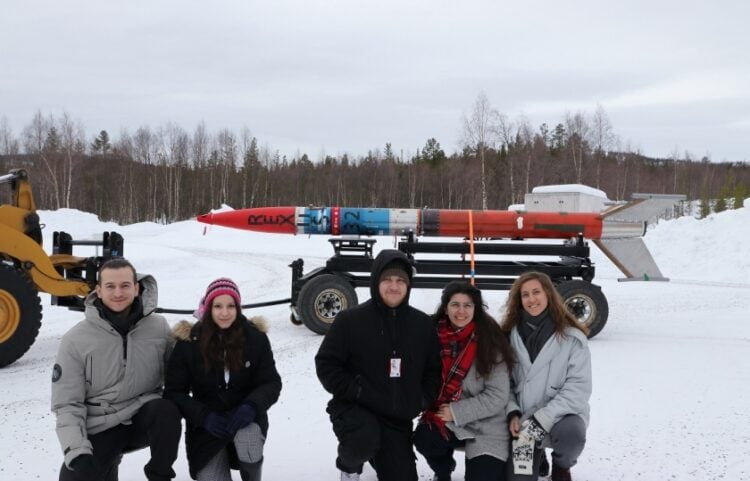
[193,278,242,319]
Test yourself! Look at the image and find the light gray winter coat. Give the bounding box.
[51,274,172,467]
[506,326,591,436]
[447,358,511,461]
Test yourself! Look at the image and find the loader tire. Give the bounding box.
[0,265,43,367]
[556,280,608,339]
[297,274,357,335]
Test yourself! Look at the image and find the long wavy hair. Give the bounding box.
[198,302,246,372]
[433,281,516,377]
[500,271,589,337]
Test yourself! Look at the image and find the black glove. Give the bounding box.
[70,454,97,478]
[203,411,231,439]
[520,416,547,442]
[227,403,256,434]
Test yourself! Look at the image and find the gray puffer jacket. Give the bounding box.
[506,326,591,436]
[446,357,511,461]
[51,274,172,467]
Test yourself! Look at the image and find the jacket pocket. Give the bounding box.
[544,384,561,402]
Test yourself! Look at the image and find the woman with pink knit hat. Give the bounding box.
[165,278,282,481]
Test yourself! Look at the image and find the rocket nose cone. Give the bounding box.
[197,212,213,224]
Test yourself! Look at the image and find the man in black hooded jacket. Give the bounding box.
[316,249,442,481]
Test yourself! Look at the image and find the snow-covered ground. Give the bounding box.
[1,206,749,481]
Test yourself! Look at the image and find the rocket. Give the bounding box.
[196,206,646,240]
[198,194,685,281]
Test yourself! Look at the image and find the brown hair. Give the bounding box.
[500,272,589,337]
[433,281,515,377]
[98,258,137,284]
[197,302,246,372]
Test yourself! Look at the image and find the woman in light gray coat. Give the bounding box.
[415,282,516,481]
[501,272,592,481]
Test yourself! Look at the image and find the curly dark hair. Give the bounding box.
[433,281,515,377]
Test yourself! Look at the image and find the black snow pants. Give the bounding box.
[59,398,182,481]
[413,423,507,481]
[328,401,418,481]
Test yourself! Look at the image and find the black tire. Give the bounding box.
[289,313,303,326]
[0,266,43,367]
[297,274,357,335]
[555,280,608,338]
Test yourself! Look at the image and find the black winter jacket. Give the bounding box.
[164,315,281,478]
[315,250,442,424]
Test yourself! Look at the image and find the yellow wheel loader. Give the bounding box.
[0,169,122,367]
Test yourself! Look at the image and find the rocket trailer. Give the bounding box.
[196,190,685,340]
[289,233,609,338]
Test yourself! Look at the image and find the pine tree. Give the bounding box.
[734,182,749,209]
[698,188,712,218]
[91,130,111,154]
[44,126,60,152]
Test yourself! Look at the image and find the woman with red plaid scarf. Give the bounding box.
[414,281,516,481]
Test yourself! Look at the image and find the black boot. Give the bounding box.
[239,460,262,481]
[550,463,572,481]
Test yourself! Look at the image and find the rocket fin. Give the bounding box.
[596,193,685,280]
[593,238,668,281]
[601,193,686,223]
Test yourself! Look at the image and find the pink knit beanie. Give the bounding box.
[193,277,242,319]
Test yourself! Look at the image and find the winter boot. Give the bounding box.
[239,460,262,481]
[340,471,361,481]
[550,463,572,481]
[539,451,550,477]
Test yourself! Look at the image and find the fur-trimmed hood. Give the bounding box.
[172,315,268,341]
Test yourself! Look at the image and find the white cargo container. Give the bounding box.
[523,184,612,213]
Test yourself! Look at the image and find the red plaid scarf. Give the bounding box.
[420,317,477,438]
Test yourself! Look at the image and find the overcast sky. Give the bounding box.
[2,0,748,162]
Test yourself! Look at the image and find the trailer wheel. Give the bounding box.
[556,280,608,338]
[297,274,357,335]
[0,266,43,367]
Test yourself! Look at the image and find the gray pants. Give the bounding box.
[508,414,586,480]
[196,423,265,481]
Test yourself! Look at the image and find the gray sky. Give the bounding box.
[2,0,748,162]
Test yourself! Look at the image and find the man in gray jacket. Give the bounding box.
[51,258,181,481]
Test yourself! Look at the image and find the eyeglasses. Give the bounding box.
[447,302,475,310]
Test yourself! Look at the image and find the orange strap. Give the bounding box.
[468,210,476,285]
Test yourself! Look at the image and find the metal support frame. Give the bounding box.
[290,234,596,307]
[50,231,124,310]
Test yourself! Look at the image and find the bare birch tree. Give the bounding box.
[591,105,614,188]
[462,92,498,209]
[564,111,591,183]
[0,116,19,155]
[496,114,515,203]
[58,112,85,208]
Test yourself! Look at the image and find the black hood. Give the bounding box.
[369,249,414,309]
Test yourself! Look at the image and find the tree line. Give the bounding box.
[1,102,748,225]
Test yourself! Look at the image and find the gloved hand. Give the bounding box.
[520,416,547,442]
[227,403,256,434]
[204,411,231,439]
[70,453,97,478]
